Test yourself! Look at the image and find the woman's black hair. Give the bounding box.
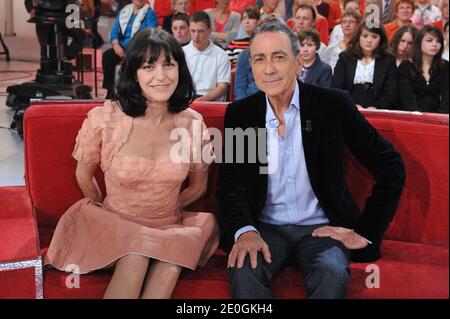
[411,25,445,76]
[115,28,195,117]
[346,20,389,59]
[389,24,418,58]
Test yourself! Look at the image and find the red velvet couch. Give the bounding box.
[0,100,448,299]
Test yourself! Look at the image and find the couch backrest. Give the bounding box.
[24,101,449,246]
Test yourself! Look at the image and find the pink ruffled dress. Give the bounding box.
[44,100,219,273]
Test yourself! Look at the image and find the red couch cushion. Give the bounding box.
[23,101,448,299]
[348,112,449,246]
[25,102,449,246]
[41,239,448,299]
[0,186,39,263]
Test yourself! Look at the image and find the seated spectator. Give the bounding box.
[397,25,449,113]
[321,8,361,71]
[411,0,442,27]
[329,0,360,47]
[171,12,191,46]
[205,0,241,49]
[163,0,191,33]
[297,28,333,87]
[103,0,157,99]
[183,11,231,101]
[234,48,260,100]
[384,0,415,40]
[390,24,417,66]
[332,20,398,109]
[291,1,329,49]
[443,21,449,61]
[226,6,260,68]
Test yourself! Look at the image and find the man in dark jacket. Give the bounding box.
[216,20,406,299]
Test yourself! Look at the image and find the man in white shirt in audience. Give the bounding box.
[183,11,231,101]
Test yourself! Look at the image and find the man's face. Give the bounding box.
[295,8,315,30]
[190,21,211,49]
[172,20,190,44]
[299,38,317,62]
[250,31,301,98]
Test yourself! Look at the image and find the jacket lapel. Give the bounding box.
[299,82,322,192]
[252,92,268,201]
[373,56,383,97]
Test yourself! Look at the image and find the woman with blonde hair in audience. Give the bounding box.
[321,8,361,70]
[329,0,360,47]
[397,25,449,113]
[384,0,415,40]
[389,24,417,66]
[204,0,241,48]
[332,20,398,109]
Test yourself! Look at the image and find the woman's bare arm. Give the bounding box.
[75,161,103,202]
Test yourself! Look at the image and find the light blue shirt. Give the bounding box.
[234,83,329,241]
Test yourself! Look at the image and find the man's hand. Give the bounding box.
[312,226,369,250]
[112,42,124,58]
[228,231,272,269]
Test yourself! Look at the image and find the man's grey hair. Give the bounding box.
[250,20,300,57]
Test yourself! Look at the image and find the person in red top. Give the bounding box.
[326,0,342,31]
[147,0,173,26]
[229,0,257,14]
[191,0,216,11]
[384,0,415,40]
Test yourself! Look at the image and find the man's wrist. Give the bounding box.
[235,225,259,242]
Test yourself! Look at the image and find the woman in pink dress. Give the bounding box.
[44,28,220,299]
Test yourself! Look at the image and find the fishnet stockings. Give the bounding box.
[103,254,149,299]
[140,261,182,299]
